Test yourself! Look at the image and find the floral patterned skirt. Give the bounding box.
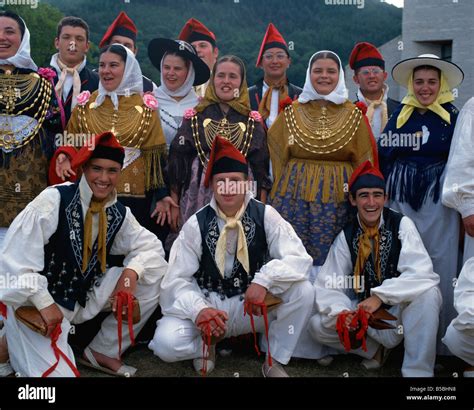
[269,160,352,266]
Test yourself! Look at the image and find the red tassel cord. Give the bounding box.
[115,291,135,358]
[196,319,213,377]
[42,323,80,377]
[244,301,273,367]
[336,308,369,352]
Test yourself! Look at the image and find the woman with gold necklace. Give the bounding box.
[0,11,60,249]
[268,50,378,279]
[54,44,169,240]
[168,55,271,232]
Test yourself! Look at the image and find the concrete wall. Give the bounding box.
[346,0,473,110]
[400,0,474,108]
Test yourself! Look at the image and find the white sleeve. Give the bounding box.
[252,205,313,294]
[314,231,354,326]
[371,216,440,305]
[159,216,209,322]
[452,257,474,331]
[442,97,474,218]
[110,208,168,285]
[0,187,61,310]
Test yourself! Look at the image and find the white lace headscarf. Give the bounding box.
[95,43,143,110]
[298,50,348,105]
[158,51,196,98]
[0,15,37,70]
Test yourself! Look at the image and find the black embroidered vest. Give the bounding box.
[343,208,403,301]
[41,183,126,310]
[195,199,268,299]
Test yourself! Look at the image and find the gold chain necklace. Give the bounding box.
[191,114,255,167]
[78,102,152,148]
[296,104,357,140]
[0,73,41,114]
[203,117,247,149]
[0,74,52,151]
[284,105,362,154]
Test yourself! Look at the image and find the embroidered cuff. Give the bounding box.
[125,264,144,280]
[30,289,56,311]
[457,201,474,219]
[251,272,271,290]
[191,299,210,323]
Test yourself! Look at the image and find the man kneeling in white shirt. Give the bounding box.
[149,136,314,377]
[309,161,442,377]
[0,132,167,377]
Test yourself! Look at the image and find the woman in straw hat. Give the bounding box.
[378,54,464,355]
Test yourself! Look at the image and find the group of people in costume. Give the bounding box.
[0,9,472,379]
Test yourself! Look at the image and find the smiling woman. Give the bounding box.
[0,10,60,247]
[166,54,271,249]
[378,54,464,354]
[52,44,170,242]
[267,49,378,274]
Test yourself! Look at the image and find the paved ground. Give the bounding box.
[76,340,465,378]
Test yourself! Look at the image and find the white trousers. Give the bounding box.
[389,198,459,355]
[149,281,314,365]
[309,287,442,377]
[442,323,474,366]
[4,267,160,377]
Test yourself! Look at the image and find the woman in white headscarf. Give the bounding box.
[53,43,169,240]
[148,38,210,148]
[268,50,378,274]
[0,10,60,248]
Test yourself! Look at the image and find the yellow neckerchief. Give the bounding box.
[365,87,388,132]
[354,218,381,293]
[214,202,249,278]
[396,72,454,129]
[195,72,251,116]
[258,77,289,120]
[55,57,82,105]
[82,197,107,274]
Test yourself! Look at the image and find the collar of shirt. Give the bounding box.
[79,174,117,212]
[50,53,87,76]
[210,190,254,222]
[357,84,389,105]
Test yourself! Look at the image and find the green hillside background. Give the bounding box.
[3,0,401,87]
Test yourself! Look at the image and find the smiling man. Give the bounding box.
[248,23,301,130]
[0,132,167,377]
[308,161,442,377]
[49,17,99,123]
[149,135,314,377]
[349,42,399,141]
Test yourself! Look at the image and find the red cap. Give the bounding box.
[349,42,385,71]
[204,136,248,188]
[348,161,385,194]
[72,131,125,169]
[178,18,217,48]
[256,23,289,67]
[99,11,137,49]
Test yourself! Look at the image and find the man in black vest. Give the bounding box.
[309,161,442,377]
[149,135,314,377]
[50,16,99,126]
[0,132,167,377]
[248,23,301,130]
[349,42,399,141]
